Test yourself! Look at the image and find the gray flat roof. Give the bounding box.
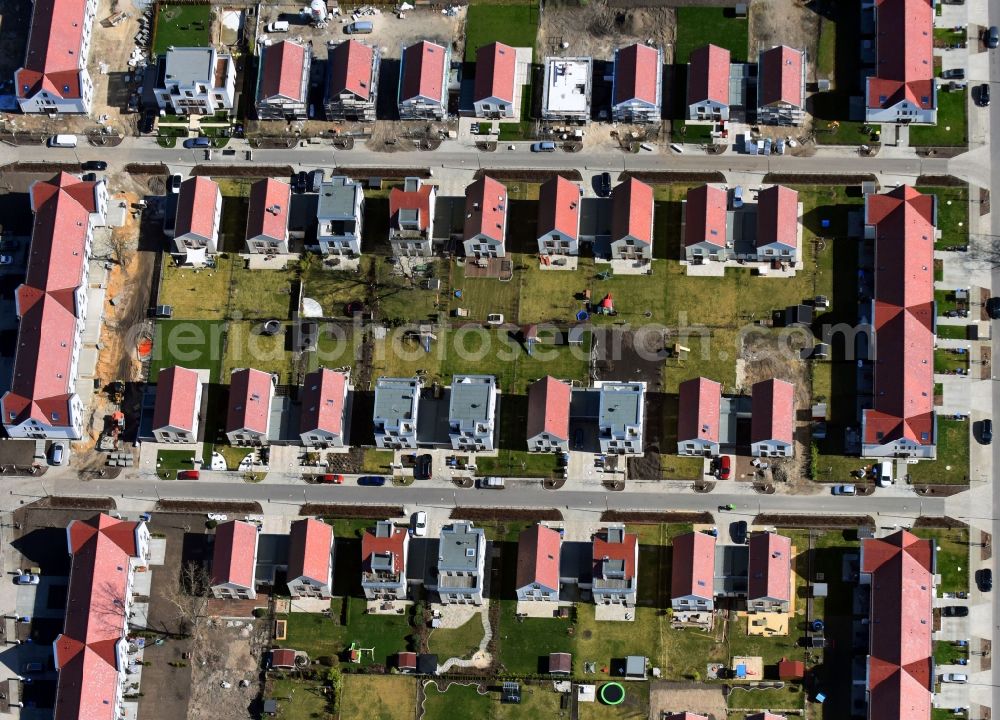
[374,378,419,421]
[438,522,483,571]
[317,177,361,219]
[598,383,643,427]
[448,375,495,423]
[164,47,214,84]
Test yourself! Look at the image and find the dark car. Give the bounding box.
[981,418,993,445]
[987,297,1000,319]
[987,25,1000,49]
[140,115,156,134]
[573,428,584,450]
[293,170,309,193]
[942,605,969,617]
[415,454,432,480]
[730,520,748,544]
[358,475,386,487]
[596,172,611,197]
[82,160,107,171]
[977,83,991,107]
[941,68,966,80]
[977,568,993,592]
[182,137,212,149]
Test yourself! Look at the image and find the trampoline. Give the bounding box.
[599,682,625,706]
[576,310,590,322]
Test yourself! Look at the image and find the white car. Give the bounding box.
[942,673,968,683]
[15,574,39,586]
[412,511,427,537]
[486,313,504,326]
[169,174,182,194]
[207,513,228,521]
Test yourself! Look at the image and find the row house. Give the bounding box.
[389,178,436,257]
[526,376,572,452]
[463,175,508,258]
[156,47,236,116]
[398,40,449,120]
[245,178,291,254]
[256,40,311,121]
[210,520,259,600]
[611,44,662,123]
[325,39,379,122]
[448,375,498,452]
[373,377,421,449]
[171,176,222,261]
[317,176,364,256]
[687,44,730,122]
[226,368,277,446]
[361,520,409,600]
[152,366,203,444]
[865,0,936,124]
[287,518,335,599]
[473,42,517,119]
[299,368,350,448]
[16,0,97,113]
[597,381,645,455]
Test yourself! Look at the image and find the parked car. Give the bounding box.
[530,141,556,153]
[170,174,182,194]
[266,20,289,32]
[942,605,969,617]
[730,520,748,544]
[177,470,200,480]
[81,160,107,171]
[987,26,999,48]
[976,83,991,107]
[415,454,432,480]
[49,442,66,466]
[345,20,373,34]
[942,673,969,683]
[977,568,993,592]
[942,68,966,80]
[832,484,857,496]
[14,574,39,586]
[987,296,1000,319]
[717,455,731,480]
[318,474,344,484]
[480,476,506,489]
[596,172,611,197]
[412,511,427,537]
[358,475,386,487]
[182,137,211,149]
[486,313,505,325]
[982,418,993,445]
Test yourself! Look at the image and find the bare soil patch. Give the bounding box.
[650,681,727,720]
[157,500,263,514]
[187,620,268,720]
[33,496,116,511]
[451,508,563,522]
[538,0,674,61]
[601,511,713,524]
[755,513,875,529]
[300,503,405,518]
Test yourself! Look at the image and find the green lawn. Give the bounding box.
[917,185,969,250]
[577,685,649,720]
[672,121,716,143]
[913,527,969,593]
[909,88,968,147]
[427,615,485,660]
[574,605,664,677]
[936,324,970,340]
[464,3,539,62]
[494,684,564,719]
[674,7,749,63]
[339,675,416,720]
[155,449,196,479]
[223,321,298,385]
[814,120,882,146]
[495,601,577,675]
[268,677,330,720]
[934,348,970,375]
[934,639,969,665]
[908,419,970,485]
[816,18,836,79]
[153,3,211,55]
[147,320,226,383]
[422,683,491,720]
[451,263,520,323]
[158,255,234,320]
[227,264,297,320]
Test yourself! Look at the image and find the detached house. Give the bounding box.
[542,56,592,123]
[245,178,291,254]
[611,44,662,123]
[747,532,792,613]
[515,525,562,602]
[398,40,449,120]
[389,178,436,257]
[152,366,202,444]
[687,44,730,122]
[316,176,364,256]
[171,176,222,260]
[361,520,410,600]
[256,40,311,120]
[610,177,654,261]
[597,381,645,455]
[299,369,350,447]
[433,522,487,605]
[865,0,936,124]
[325,39,379,122]
[526,376,571,452]
[211,520,259,600]
[473,42,516,118]
[676,377,722,456]
[537,176,582,256]
[225,368,276,446]
[463,176,508,258]
[671,531,716,612]
[449,375,498,452]
[750,379,795,457]
[757,46,805,125]
[156,47,236,115]
[373,377,420,449]
[16,0,96,113]
[287,518,334,599]
[754,185,800,263]
[591,527,639,607]
[683,185,729,262]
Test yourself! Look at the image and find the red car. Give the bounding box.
[177,470,200,480]
[319,474,344,484]
[717,455,731,481]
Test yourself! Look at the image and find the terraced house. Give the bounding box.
[864,0,936,124]
[16,0,96,113]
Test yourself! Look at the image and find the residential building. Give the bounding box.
[373,377,420,449]
[398,40,449,120]
[860,530,934,720]
[299,369,350,447]
[754,185,799,263]
[433,522,486,605]
[15,0,96,113]
[526,376,571,452]
[2,173,108,440]
[389,178,436,257]
[225,368,277,446]
[756,46,806,125]
[325,39,379,121]
[473,42,516,118]
[155,47,236,115]
[245,178,291,254]
[687,44,730,121]
[597,381,645,455]
[610,177,654,260]
[542,56,592,123]
[171,176,222,260]
[683,185,729,262]
[750,379,795,457]
[211,520,259,599]
[611,44,662,123]
[287,518,334,599]
[54,515,150,720]
[462,175,508,258]
[676,377,722,457]
[549,653,572,675]
[316,176,364,255]
[865,0,936,124]
[515,524,562,602]
[269,648,297,670]
[537,176,582,256]
[671,531,716,612]
[861,186,936,459]
[152,366,202,443]
[747,532,792,613]
[256,40,311,120]
[591,526,638,606]
[361,520,410,600]
[448,375,498,452]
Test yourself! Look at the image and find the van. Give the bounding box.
[266,20,289,32]
[531,141,556,153]
[48,134,77,148]
[832,484,856,496]
[876,460,893,487]
[345,20,373,34]
[481,476,505,489]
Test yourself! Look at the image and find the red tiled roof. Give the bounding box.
[152,366,200,433]
[175,177,220,240]
[396,651,417,669]
[212,520,258,588]
[751,379,795,446]
[287,518,333,585]
[362,523,407,573]
[755,185,798,249]
[400,40,446,103]
[687,44,730,105]
[389,184,434,231]
[55,515,143,720]
[614,44,660,106]
[246,178,291,244]
[463,175,508,245]
[526,376,571,442]
[663,714,710,720]
[537,176,581,240]
[270,648,296,668]
[867,0,935,111]
[26,174,94,293]
[16,0,88,101]
[677,377,722,444]
[226,368,274,435]
[592,529,637,581]
[777,659,805,680]
[670,531,716,601]
[259,40,307,102]
[299,369,348,437]
[328,39,375,100]
[611,177,654,245]
[759,46,803,108]
[684,185,727,248]
[516,524,562,590]
[745,714,787,720]
[747,532,791,603]
[474,42,516,104]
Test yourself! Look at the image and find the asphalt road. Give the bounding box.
[989,1,1000,712]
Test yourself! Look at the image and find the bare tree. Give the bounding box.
[162,561,213,640]
[106,231,135,268]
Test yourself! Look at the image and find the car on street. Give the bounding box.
[358,475,386,487]
[596,172,611,197]
[942,605,969,617]
[531,141,556,153]
[987,297,1000,319]
[170,174,182,194]
[49,442,66,466]
[942,673,968,683]
[832,484,857,496]
[941,68,966,80]
[976,83,990,107]
[987,25,1000,48]
[415,454,432,480]
[480,476,506,489]
[318,474,344,484]
[981,418,993,445]
[977,568,993,592]
[182,137,212,149]
[730,520,748,544]
[14,574,39,586]
[81,160,107,171]
[716,455,731,480]
[412,511,427,537]
[177,470,200,480]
